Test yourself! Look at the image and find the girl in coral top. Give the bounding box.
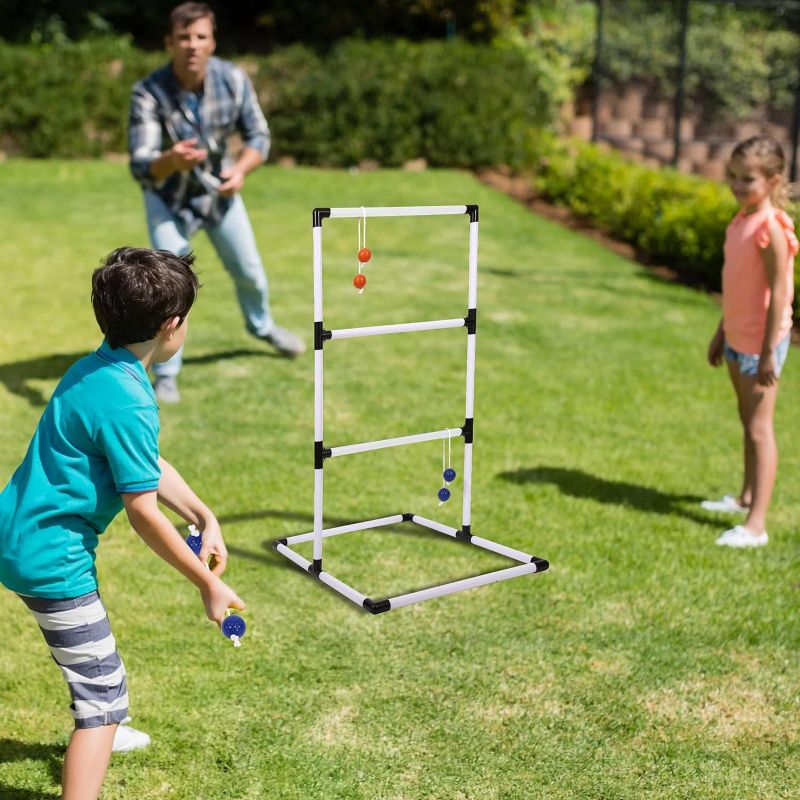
[705,136,798,547]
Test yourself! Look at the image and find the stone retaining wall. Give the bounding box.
[563,82,796,182]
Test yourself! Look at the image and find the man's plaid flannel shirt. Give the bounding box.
[128,56,270,234]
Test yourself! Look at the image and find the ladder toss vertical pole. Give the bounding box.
[462,207,479,536]
[312,211,327,572]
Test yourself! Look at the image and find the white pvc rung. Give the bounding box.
[330,427,463,458]
[469,535,533,564]
[330,318,465,340]
[329,206,467,219]
[275,542,311,571]
[286,514,405,545]
[388,562,539,610]
[409,515,459,538]
[318,572,367,605]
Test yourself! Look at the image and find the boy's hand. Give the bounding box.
[218,165,245,196]
[200,574,246,625]
[197,517,228,576]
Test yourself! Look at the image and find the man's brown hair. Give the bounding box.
[169,2,216,35]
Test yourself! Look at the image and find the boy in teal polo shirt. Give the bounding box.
[0,247,244,800]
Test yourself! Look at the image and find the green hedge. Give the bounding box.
[527,134,799,293]
[0,37,567,167]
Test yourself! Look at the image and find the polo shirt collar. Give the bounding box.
[96,340,152,391]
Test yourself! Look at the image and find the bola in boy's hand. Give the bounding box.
[198,517,228,576]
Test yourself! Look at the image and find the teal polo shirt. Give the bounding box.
[0,341,161,599]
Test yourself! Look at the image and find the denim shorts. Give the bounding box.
[19,591,129,728]
[724,333,791,378]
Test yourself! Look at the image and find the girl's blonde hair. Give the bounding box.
[730,135,789,209]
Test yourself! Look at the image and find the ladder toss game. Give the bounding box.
[272,204,549,613]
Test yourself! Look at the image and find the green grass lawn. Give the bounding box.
[1,160,799,800]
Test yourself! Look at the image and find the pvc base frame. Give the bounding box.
[272,513,549,614]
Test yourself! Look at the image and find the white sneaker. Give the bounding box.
[112,720,151,753]
[701,494,747,514]
[715,525,768,548]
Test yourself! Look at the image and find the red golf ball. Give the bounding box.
[353,273,367,289]
[358,247,372,263]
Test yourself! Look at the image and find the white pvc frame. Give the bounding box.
[273,205,548,613]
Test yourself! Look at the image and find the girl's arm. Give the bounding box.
[122,490,244,624]
[708,318,725,367]
[759,216,791,386]
[156,456,228,576]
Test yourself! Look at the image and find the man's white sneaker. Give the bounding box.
[715,525,768,548]
[153,376,180,404]
[701,494,747,514]
[112,721,151,753]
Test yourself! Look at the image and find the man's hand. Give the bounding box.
[218,165,245,197]
[169,138,208,171]
[196,517,228,576]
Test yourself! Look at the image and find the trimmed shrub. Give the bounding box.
[0,37,564,168]
[528,134,799,292]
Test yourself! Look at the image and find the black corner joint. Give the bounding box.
[531,556,550,572]
[272,538,287,550]
[308,558,323,577]
[313,207,331,227]
[314,441,332,469]
[456,525,472,542]
[363,597,391,615]
[465,307,477,334]
[465,204,479,223]
[462,417,474,444]
[402,513,414,522]
[314,321,332,350]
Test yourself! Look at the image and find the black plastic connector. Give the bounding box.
[465,307,477,335]
[456,526,472,542]
[313,208,331,227]
[531,556,550,572]
[465,204,479,223]
[363,597,391,614]
[402,513,414,522]
[272,538,288,550]
[314,321,332,350]
[309,558,323,576]
[462,417,474,444]
[314,441,332,469]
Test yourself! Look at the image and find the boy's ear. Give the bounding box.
[161,316,182,338]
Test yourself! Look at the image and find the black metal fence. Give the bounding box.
[589,0,800,181]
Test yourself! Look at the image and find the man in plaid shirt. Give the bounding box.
[128,1,305,404]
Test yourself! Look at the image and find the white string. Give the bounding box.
[356,207,367,294]
[442,429,451,478]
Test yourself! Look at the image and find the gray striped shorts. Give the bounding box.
[20,590,129,728]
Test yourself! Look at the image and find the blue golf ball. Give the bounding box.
[185,531,202,556]
[443,468,457,483]
[438,487,451,502]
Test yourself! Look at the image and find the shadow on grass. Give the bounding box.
[0,738,62,798]
[498,465,710,525]
[0,352,86,407]
[0,347,278,407]
[182,347,277,365]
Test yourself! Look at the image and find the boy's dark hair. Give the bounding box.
[92,248,199,349]
[169,2,216,34]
